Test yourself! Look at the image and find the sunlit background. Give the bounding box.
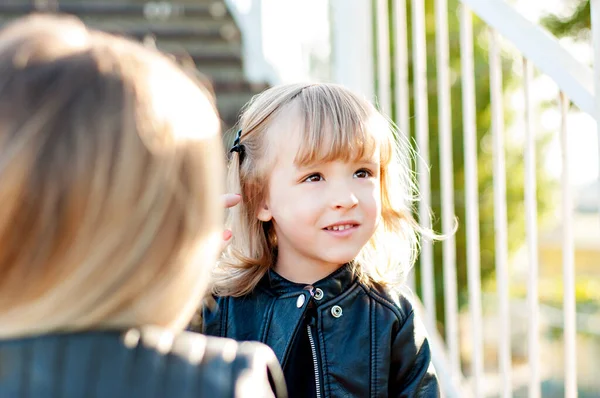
[1,0,598,396]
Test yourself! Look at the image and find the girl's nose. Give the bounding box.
[331,191,359,210]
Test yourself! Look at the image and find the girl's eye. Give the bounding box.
[354,169,373,179]
[303,173,323,183]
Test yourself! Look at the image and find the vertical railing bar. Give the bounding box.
[392,0,415,292]
[375,0,392,117]
[434,0,460,383]
[590,0,600,241]
[459,4,484,397]
[523,57,541,398]
[559,91,577,398]
[412,0,436,330]
[489,28,512,398]
[393,0,410,139]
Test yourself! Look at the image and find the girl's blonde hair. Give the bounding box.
[0,15,224,338]
[213,83,421,297]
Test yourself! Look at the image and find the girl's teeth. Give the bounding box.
[327,224,353,231]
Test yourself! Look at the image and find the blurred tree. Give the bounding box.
[541,0,590,40]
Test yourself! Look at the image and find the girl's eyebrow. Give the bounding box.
[295,166,322,175]
[294,160,380,170]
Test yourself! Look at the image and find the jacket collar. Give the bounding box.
[260,263,356,302]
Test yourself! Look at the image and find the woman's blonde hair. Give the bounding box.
[0,15,224,338]
[213,83,422,297]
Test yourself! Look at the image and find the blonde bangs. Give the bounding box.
[290,86,391,168]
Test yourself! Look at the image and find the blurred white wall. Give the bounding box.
[225,0,375,100]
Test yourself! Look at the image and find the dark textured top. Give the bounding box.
[0,327,287,398]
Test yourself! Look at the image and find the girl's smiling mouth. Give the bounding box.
[323,221,360,236]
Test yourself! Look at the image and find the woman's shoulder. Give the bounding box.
[0,328,287,398]
[134,327,286,397]
[168,329,287,397]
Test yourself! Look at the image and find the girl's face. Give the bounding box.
[257,112,382,283]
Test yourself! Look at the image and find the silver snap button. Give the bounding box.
[296,294,306,308]
[314,288,324,301]
[331,305,343,318]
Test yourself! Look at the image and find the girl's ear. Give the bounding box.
[256,200,272,222]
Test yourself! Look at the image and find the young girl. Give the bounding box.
[203,83,440,397]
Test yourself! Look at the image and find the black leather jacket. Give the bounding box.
[203,265,440,397]
[0,328,287,398]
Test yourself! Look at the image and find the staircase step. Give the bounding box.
[0,2,232,21]
[195,65,246,82]
[0,20,238,43]
[70,17,236,31]
[87,19,236,32]
[100,23,238,42]
[186,49,241,65]
[211,80,268,93]
[113,27,235,47]
[154,40,241,55]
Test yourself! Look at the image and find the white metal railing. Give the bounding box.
[592,0,600,232]
[326,0,599,397]
[523,57,541,398]
[411,0,436,331]
[559,90,577,398]
[434,0,460,389]
[458,5,485,396]
[489,26,512,397]
[375,0,392,116]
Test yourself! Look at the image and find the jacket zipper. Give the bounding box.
[306,324,322,398]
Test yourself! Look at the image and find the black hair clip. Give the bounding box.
[229,129,245,161]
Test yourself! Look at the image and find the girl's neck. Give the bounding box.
[273,255,343,285]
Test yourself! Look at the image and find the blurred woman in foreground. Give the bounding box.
[0,14,285,398]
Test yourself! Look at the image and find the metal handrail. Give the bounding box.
[459,0,596,119]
